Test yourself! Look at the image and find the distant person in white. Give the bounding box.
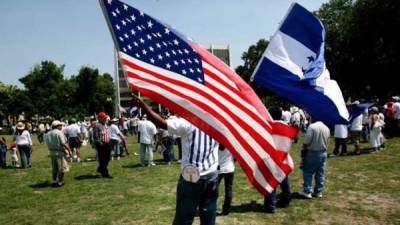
[217,146,235,215]
[137,115,157,166]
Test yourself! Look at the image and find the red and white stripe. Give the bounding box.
[120,47,296,195]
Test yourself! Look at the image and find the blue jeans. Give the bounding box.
[110,139,120,156]
[302,151,327,195]
[173,172,219,225]
[18,145,31,168]
[162,137,175,162]
[264,177,291,211]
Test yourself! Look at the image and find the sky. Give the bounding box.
[0,0,329,87]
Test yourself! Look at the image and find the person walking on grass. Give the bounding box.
[109,118,125,160]
[217,145,234,216]
[0,137,7,168]
[93,112,112,178]
[264,107,293,213]
[332,124,348,156]
[65,118,82,162]
[14,122,33,168]
[298,117,330,199]
[45,120,72,187]
[137,114,157,167]
[132,94,219,225]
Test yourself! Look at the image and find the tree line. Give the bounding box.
[0,61,115,126]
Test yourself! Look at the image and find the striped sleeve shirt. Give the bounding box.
[167,117,219,176]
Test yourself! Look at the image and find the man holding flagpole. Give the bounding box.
[132,94,219,225]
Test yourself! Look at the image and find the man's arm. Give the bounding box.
[131,93,167,129]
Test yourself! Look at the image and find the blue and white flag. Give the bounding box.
[251,3,349,125]
[128,106,138,117]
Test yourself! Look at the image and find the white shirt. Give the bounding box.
[334,124,348,138]
[167,117,219,176]
[138,119,157,144]
[350,114,363,131]
[281,111,291,124]
[14,130,32,146]
[218,148,234,174]
[65,123,81,138]
[393,102,400,119]
[109,124,122,140]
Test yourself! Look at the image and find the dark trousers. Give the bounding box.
[0,151,6,167]
[173,173,219,225]
[217,172,234,214]
[18,145,31,168]
[333,138,347,155]
[96,143,111,177]
[162,137,175,162]
[264,177,291,212]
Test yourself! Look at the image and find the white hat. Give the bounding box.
[353,100,360,105]
[51,120,62,127]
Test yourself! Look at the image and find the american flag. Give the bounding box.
[100,0,297,195]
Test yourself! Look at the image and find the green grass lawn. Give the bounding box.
[0,133,399,225]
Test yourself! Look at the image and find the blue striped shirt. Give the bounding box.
[167,117,219,176]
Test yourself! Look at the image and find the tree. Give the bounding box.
[317,0,400,101]
[0,82,33,126]
[72,67,115,118]
[235,39,269,83]
[19,61,67,118]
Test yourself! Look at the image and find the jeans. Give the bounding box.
[162,137,175,162]
[264,177,291,211]
[140,143,153,165]
[0,151,6,167]
[217,172,234,213]
[302,151,327,195]
[110,139,120,156]
[18,145,31,168]
[173,172,219,225]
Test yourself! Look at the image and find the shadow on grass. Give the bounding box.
[74,174,101,180]
[228,201,265,213]
[328,147,377,158]
[122,163,144,168]
[1,165,22,170]
[29,181,53,188]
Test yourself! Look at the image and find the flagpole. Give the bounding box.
[99,0,132,118]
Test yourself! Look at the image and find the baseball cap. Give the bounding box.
[97,112,108,120]
[51,120,62,127]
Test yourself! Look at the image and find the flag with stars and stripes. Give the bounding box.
[100,0,297,195]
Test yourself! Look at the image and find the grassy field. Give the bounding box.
[0,133,399,225]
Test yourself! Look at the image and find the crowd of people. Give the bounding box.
[1,95,399,225]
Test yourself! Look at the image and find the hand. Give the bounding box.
[131,93,144,107]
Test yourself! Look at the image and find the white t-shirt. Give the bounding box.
[109,124,122,140]
[167,117,219,176]
[393,102,400,119]
[65,124,81,138]
[350,114,363,131]
[218,148,234,174]
[334,124,348,138]
[281,111,291,124]
[14,130,32,146]
[138,119,157,144]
